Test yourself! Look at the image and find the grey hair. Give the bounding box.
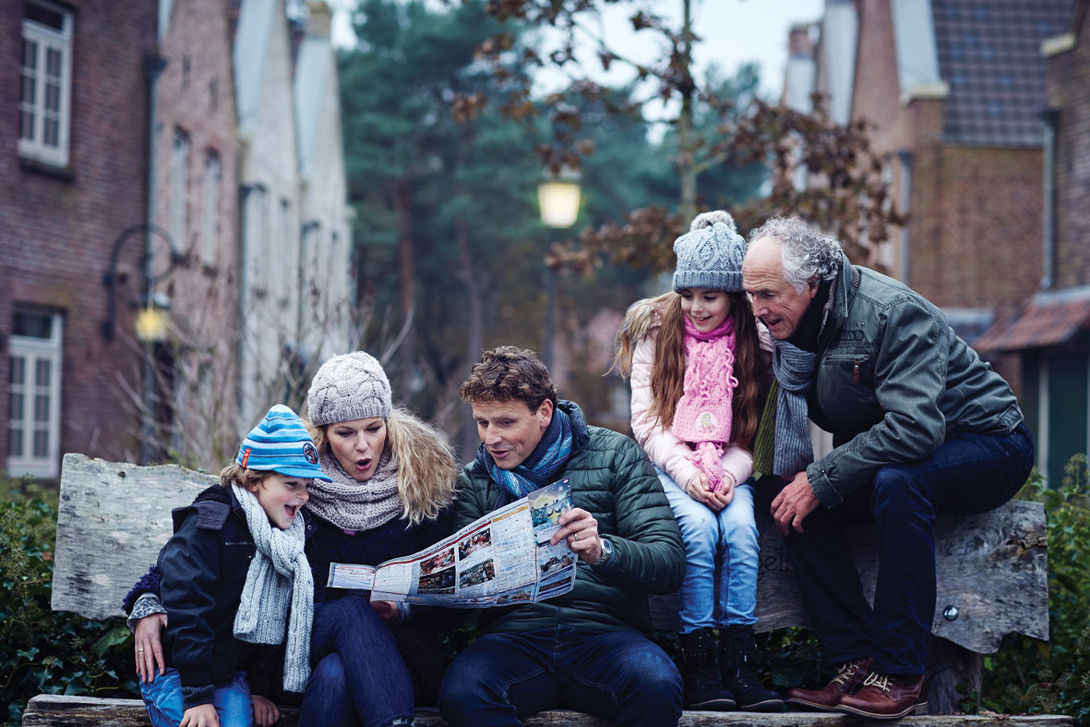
[747,217,842,294]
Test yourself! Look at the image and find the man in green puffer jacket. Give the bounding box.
[742,217,1034,720]
[437,346,686,727]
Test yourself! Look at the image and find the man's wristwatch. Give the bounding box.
[590,536,613,566]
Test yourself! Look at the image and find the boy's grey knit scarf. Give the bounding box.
[771,340,817,478]
[232,485,313,693]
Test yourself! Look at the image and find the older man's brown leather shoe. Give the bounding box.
[785,657,872,711]
[836,672,927,719]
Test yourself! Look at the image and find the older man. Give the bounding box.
[437,346,686,727]
[741,218,1034,719]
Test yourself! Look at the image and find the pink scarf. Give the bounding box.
[671,316,739,491]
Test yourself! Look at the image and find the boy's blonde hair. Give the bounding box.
[219,462,273,491]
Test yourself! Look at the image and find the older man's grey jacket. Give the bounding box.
[805,253,1024,507]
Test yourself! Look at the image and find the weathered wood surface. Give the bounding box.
[20,695,1077,727]
[51,453,218,621]
[650,499,1049,654]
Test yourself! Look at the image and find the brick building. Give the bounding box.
[789,0,1074,343]
[1,1,157,477]
[3,1,354,478]
[975,1,1090,485]
[150,0,242,465]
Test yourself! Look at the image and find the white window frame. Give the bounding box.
[200,151,222,266]
[170,127,191,253]
[8,311,64,479]
[19,0,74,167]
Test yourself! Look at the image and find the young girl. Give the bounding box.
[615,210,783,712]
[128,351,460,727]
[139,404,329,727]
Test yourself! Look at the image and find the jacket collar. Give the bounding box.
[818,251,859,348]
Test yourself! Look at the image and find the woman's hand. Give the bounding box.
[134,612,168,684]
[371,600,400,623]
[251,694,279,727]
[180,703,219,727]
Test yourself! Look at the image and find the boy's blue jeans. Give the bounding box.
[299,595,415,727]
[437,625,683,727]
[781,421,1035,675]
[657,467,759,632]
[140,668,251,727]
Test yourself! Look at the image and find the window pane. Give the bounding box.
[9,425,23,458]
[23,38,37,70]
[35,393,49,422]
[46,47,61,77]
[33,429,48,457]
[26,2,65,31]
[46,78,60,112]
[14,311,52,338]
[35,359,51,387]
[9,389,23,420]
[44,116,58,146]
[10,356,25,385]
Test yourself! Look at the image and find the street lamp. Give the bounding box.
[102,223,178,463]
[537,168,581,369]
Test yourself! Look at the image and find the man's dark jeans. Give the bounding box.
[782,421,1035,675]
[438,625,683,727]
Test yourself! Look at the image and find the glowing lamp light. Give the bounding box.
[134,305,169,343]
[537,176,581,229]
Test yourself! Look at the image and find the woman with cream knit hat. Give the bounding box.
[128,351,459,727]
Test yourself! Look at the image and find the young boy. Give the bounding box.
[139,404,330,727]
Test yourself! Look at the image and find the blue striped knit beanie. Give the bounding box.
[237,405,332,482]
[672,210,746,293]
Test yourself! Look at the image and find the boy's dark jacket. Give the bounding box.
[159,484,290,709]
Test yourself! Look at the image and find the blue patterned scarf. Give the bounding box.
[474,405,575,501]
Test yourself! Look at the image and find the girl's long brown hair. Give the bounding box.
[648,293,765,449]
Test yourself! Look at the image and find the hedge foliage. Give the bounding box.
[0,479,135,726]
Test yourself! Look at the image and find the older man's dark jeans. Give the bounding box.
[781,421,1034,676]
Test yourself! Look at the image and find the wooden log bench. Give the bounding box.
[22,453,1066,727]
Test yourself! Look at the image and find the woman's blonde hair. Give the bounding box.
[614,291,766,449]
[309,408,458,525]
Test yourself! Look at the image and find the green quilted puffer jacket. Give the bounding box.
[456,400,685,635]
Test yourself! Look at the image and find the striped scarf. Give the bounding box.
[475,406,574,501]
[771,339,817,478]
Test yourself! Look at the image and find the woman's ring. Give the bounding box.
[137,647,145,652]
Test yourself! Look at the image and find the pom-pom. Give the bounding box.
[689,209,736,233]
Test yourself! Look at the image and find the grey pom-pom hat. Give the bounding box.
[672,210,746,293]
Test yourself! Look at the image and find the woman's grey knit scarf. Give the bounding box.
[232,485,313,693]
[305,450,402,532]
[771,339,817,478]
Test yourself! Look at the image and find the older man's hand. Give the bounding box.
[770,471,820,536]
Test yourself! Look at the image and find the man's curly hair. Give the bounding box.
[459,346,558,411]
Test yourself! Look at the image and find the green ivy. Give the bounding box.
[981,455,1090,724]
[0,478,137,726]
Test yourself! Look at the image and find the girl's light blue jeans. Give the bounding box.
[656,466,759,633]
[140,668,252,727]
